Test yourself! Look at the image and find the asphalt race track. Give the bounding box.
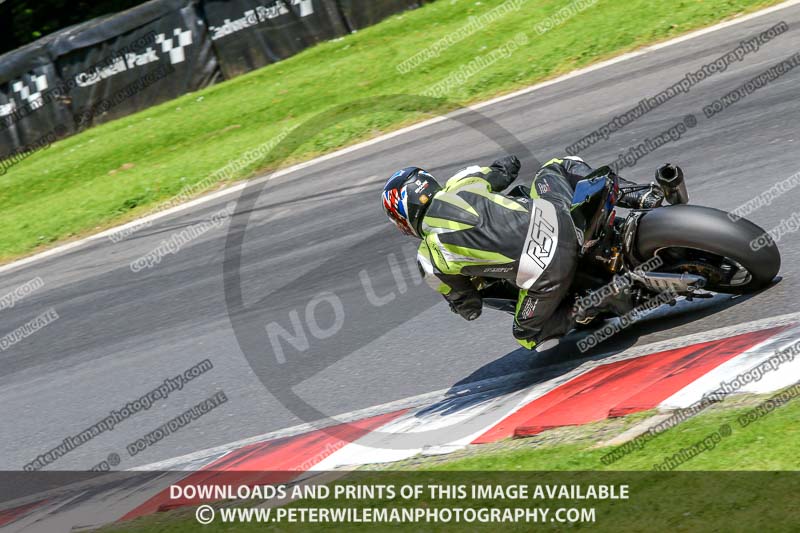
[1,5,798,471]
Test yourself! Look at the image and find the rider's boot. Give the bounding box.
[573,285,635,324]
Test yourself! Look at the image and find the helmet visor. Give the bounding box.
[382,187,417,236]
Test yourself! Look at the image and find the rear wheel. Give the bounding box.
[635,205,780,294]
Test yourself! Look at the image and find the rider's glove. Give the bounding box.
[494,155,521,180]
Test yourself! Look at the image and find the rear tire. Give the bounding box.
[635,205,780,294]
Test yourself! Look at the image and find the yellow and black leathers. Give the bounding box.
[416,156,593,349]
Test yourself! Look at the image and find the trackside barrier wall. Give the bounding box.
[202,0,348,79]
[335,0,425,31]
[0,36,76,158]
[53,0,222,130]
[0,0,425,159]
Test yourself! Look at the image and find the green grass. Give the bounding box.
[424,392,800,471]
[2,0,785,261]
[98,391,800,532]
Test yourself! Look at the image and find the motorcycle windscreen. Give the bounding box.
[571,170,613,244]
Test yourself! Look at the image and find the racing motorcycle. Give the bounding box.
[477,165,782,325]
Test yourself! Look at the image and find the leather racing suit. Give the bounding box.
[415,156,590,350]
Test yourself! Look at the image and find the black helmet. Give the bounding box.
[381,167,441,237]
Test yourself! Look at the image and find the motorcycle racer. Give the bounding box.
[381,156,675,349]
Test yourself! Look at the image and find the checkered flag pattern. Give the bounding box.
[11,74,48,109]
[156,28,193,64]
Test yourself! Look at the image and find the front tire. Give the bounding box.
[634,205,780,294]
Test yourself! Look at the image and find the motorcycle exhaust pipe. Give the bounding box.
[630,271,706,293]
[655,164,689,205]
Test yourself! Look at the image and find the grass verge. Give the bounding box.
[97,389,800,532]
[392,388,800,471]
[1,0,786,261]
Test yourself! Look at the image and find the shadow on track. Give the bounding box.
[426,280,782,418]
